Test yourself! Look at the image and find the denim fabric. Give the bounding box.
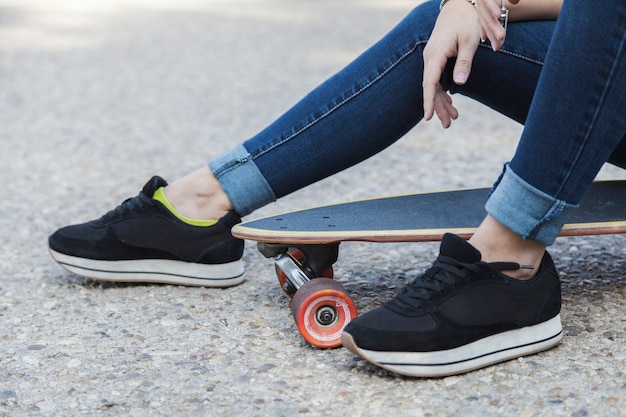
[488,0,626,245]
[210,0,555,216]
[487,164,577,245]
[209,144,276,216]
[211,0,626,246]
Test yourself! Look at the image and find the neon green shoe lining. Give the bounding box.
[152,187,217,227]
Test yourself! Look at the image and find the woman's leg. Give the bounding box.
[208,0,555,216]
[343,0,626,377]
[482,0,626,253]
[49,0,557,287]
[472,0,626,277]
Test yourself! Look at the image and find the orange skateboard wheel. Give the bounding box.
[291,278,357,349]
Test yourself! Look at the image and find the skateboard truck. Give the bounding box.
[274,253,310,292]
[258,242,339,294]
[257,242,357,349]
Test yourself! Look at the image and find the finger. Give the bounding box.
[477,0,506,50]
[488,24,507,51]
[422,49,448,121]
[439,94,459,126]
[423,82,437,121]
[434,97,452,128]
[433,88,458,128]
[453,58,472,85]
[442,93,458,121]
[452,46,476,85]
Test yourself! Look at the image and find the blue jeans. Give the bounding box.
[488,0,626,245]
[210,0,626,246]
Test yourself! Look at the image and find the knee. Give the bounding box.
[400,0,439,39]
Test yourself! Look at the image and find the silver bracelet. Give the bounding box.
[439,0,508,32]
[500,0,509,31]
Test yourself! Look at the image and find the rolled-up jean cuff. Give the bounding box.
[208,144,276,217]
[485,163,578,246]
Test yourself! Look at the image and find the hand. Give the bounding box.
[476,0,519,51]
[422,0,481,128]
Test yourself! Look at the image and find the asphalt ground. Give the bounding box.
[1,0,625,416]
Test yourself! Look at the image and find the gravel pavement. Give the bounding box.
[1,0,625,416]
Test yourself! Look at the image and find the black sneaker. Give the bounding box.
[341,233,562,377]
[48,176,245,287]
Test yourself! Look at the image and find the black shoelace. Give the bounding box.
[394,256,520,309]
[98,193,153,222]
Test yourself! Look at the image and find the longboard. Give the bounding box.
[231,180,626,348]
[233,180,626,244]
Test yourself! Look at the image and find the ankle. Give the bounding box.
[469,216,545,280]
[164,167,234,221]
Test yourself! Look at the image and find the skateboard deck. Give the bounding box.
[232,180,626,243]
[231,180,626,349]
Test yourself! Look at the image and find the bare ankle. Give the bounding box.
[164,167,234,220]
[469,216,545,280]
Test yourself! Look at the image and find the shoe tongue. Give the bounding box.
[439,233,482,263]
[142,176,169,197]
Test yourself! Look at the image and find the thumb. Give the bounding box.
[452,44,476,85]
[453,52,473,85]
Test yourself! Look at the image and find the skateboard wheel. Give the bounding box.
[290,278,357,349]
[276,249,333,297]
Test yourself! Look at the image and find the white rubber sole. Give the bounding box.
[49,249,245,287]
[342,314,563,377]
